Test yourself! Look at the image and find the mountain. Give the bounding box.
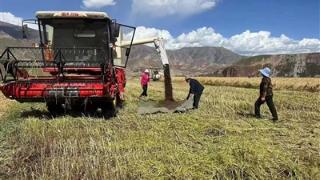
[0,22,38,59]
[0,36,36,53]
[128,45,243,76]
[128,46,320,77]
[0,21,38,40]
[0,31,13,39]
[0,21,319,77]
[210,53,320,77]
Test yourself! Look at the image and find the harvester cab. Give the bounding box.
[0,11,136,117]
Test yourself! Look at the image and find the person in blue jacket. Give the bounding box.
[185,76,204,109]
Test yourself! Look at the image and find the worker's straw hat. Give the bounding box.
[145,69,150,73]
[259,67,271,77]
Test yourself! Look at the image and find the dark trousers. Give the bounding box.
[193,92,202,109]
[255,96,278,119]
[140,85,148,97]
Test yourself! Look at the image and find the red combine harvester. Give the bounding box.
[0,11,136,117]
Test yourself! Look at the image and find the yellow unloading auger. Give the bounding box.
[118,37,174,101]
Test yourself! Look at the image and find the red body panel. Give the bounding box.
[0,68,126,102]
[43,67,102,74]
[115,68,126,93]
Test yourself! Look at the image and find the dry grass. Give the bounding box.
[0,78,319,179]
[174,77,320,92]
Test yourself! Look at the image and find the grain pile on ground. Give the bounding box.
[138,97,193,115]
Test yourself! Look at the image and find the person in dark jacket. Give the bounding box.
[255,67,278,121]
[185,76,204,109]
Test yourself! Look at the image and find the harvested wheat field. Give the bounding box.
[0,78,319,179]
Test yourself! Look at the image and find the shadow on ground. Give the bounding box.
[19,107,116,120]
[137,99,194,115]
[236,111,257,118]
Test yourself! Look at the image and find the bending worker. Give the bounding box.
[185,76,204,109]
[255,67,278,121]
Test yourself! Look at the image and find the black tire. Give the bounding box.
[101,100,117,119]
[81,99,98,117]
[46,101,65,117]
[115,93,124,109]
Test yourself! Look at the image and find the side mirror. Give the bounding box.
[22,24,29,39]
[22,19,38,39]
[111,21,120,41]
[125,48,131,57]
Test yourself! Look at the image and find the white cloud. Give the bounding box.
[82,0,116,9]
[1,11,318,56]
[173,27,225,49]
[0,12,38,30]
[133,26,320,55]
[132,0,218,18]
[0,12,22,26]
[134,26,173,41]
[226,30,320,55]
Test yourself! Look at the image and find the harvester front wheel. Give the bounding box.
[101,101,117,119]
[47,101,65,117]
[115,93,124,109]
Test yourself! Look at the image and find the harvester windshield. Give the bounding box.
[43,19,108,48]
[41,19,109,63]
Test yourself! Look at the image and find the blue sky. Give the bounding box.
[0,0,319,55]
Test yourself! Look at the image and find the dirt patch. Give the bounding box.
[138,97,193,115]
[156,100,185,110]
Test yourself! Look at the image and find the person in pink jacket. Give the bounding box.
[140,69,150,97]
